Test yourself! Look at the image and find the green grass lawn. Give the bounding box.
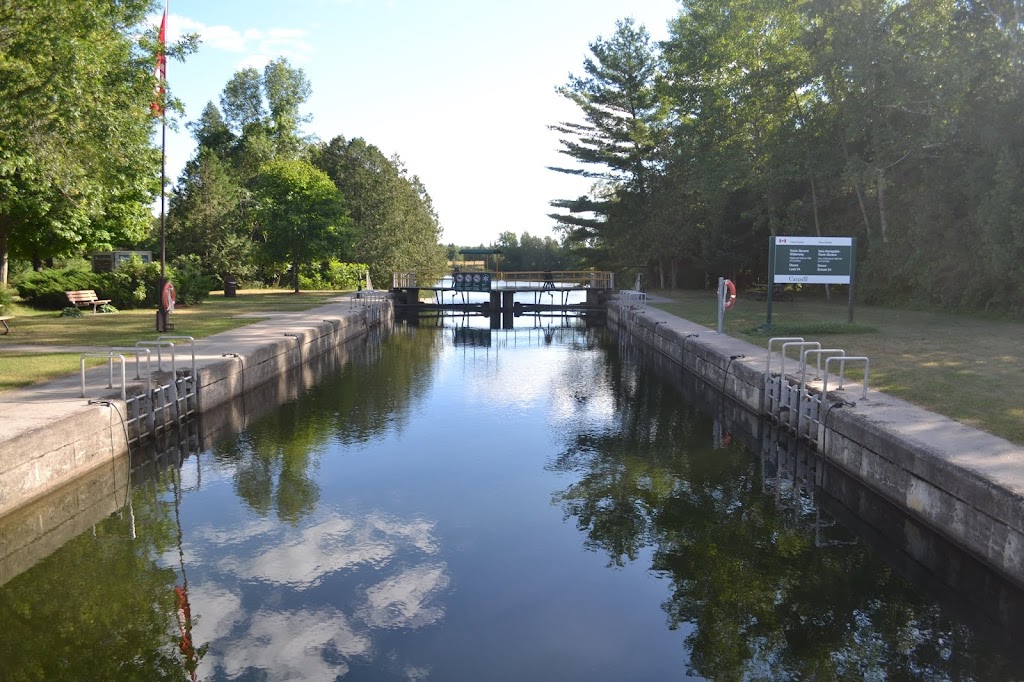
[652,289,1024,444]
[0,289,345,392]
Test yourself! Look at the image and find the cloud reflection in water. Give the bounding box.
[190,510,448,679]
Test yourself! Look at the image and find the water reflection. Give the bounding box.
[0,440,200,680]
[551,334,1024,680]
[206,323,444,526]
[188,509,449,678]
[3,316,1024,680]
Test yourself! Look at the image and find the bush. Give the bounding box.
[95,256,167,309]
[171,255,217,305]
[60,306,84,318]
[298,260,369,290]
[15,263,98,309]
[0,284,14,310]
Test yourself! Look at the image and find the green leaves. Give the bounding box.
[553,1,1024,311]
[253,159,351,292]
[0,0,179,284]
[312,137,447,286]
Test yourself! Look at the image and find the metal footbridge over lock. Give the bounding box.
[390,270,615,322]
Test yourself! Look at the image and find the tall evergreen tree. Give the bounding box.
[549,18,667,270]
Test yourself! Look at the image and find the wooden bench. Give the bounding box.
[0,316,11,334]
[66,289,112,313]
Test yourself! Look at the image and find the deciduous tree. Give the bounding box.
[252,159,351,292]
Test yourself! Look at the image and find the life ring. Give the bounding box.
[161,280,176,313]
[723,279,736,310]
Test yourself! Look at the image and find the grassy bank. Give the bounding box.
[652,289,1024,444]
[0,290,344,391]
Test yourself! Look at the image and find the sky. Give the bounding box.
[155,0,680,248]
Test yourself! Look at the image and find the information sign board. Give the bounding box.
[452,271,491,292]
[771,236,853,284]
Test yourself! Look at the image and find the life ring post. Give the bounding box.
[157,278,176,333]
[717,277,736,334]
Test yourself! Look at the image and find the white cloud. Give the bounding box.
[358,564,450,629]
[188,509,447,679]
[164,14,313,65]
[218,608,371,680]
[216,512,440,588]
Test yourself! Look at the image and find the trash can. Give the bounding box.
[224,276,237,297]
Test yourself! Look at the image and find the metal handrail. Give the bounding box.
[800,349,846,389]
[80,353,127,401]
[136,340,175,373]
[823,356,871,400]
[780,341,821,380]
[765,337,804,378]
[106,347,153,390]
[498,271,614,289]
[158,335,195,376]
[619,290,647,306]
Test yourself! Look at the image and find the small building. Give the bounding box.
[91,250,153,273]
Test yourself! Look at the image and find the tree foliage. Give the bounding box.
[167,64,444,292]
[253,159,351,293]
[312,136,447,287]
[554,1,1024,312]
[0,0,171,285]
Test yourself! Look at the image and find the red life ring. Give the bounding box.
[723,279,736,310]
[161,281,176,313]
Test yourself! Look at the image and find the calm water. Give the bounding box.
[1,315,1023,681]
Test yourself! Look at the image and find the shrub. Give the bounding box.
[60,306,84,318]
[95,256,166,309]
[171,255,217,305]
[15,263,98,309]
[0,284,14,310]
[299,260,368,290]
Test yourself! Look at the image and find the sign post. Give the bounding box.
[767,236,856,326]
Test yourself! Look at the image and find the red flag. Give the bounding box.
[151,3,167,116]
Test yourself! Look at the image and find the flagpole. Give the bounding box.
[161,122,166,283]
[157,0,169,332]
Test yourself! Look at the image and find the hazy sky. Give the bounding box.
[157,0,679,247]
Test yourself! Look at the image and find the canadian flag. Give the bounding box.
[151,2,167,116]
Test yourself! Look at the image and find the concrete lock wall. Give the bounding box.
[0,301,392,520]
[607,299,1024,587]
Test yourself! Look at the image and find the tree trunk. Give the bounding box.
[293,262,300,293]
[0,218,9,287]
[841,138,873,240]
[809,172,831,302]
[876,167,889,244]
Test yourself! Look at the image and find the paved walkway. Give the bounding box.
[0,297,364,441]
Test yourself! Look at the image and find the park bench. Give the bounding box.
[743,283,793,302]
[0,306,11,334]
[66,289,112,313]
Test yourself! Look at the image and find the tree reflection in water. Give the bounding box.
[550,341,1020,681]
[0,464,200,681]
[212,324,443,525]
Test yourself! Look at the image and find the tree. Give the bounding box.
[549,18,667,272]
[252,159,351,292]
[0,0,169,285]
[166,148,254,282]
[219,57,312,160]
[312,137,446,287]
